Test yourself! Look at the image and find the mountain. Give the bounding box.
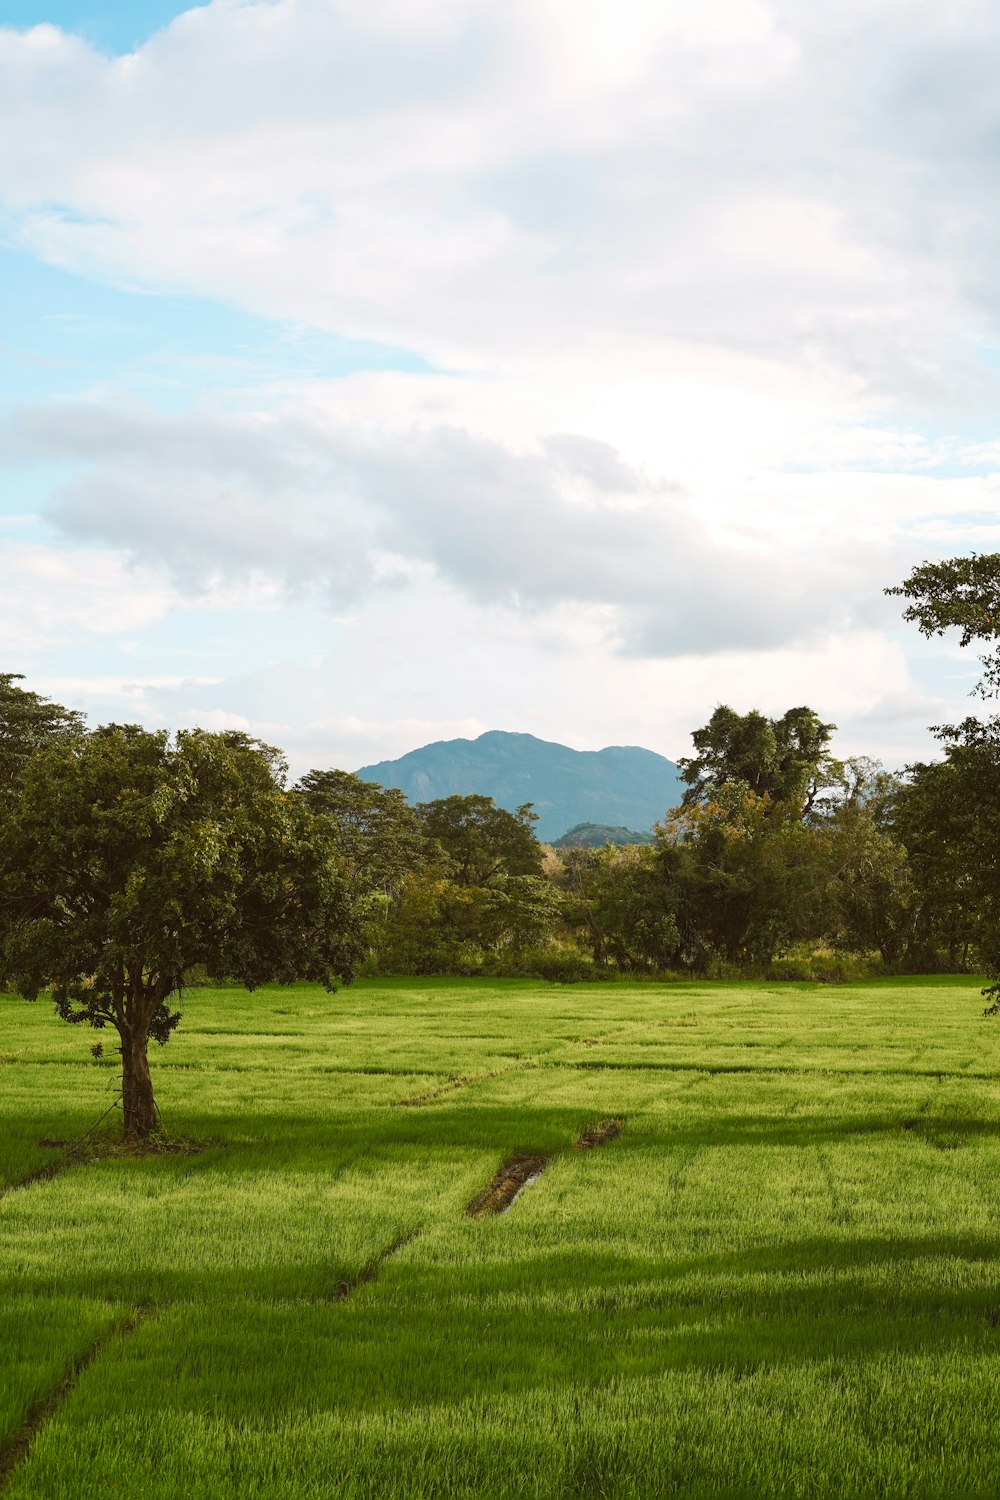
[355,730,685,843]
[551,823,656,849]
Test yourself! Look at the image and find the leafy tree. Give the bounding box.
[888,554,1000,999]
[374,869,559,975]
[368,797,551,974]
[678,705,838,816]
[657,786,835,965]
[555,843,680,970]
[0,726,363,1139]
[295,769,426,896]
[417,794,543,886]
[0,673,85,809]
[896,720,1000,993]
[818,763,916,966]
[887,553,1000,696]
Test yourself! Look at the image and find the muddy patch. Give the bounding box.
[0,1311,148,1491]
[467,1154,551,1218]
[575,1118,622,1151]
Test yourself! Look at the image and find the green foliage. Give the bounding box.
[656,785,836,966]
[295,768,426,897]
[888,554,1000,992]
[555,844,680,970]
[0,673,85,810]
[372,870,560,976]
[815,758,917,967]
[418,794,543,886]
[887,552,1000,697]
[897,719,1000,983]
[0,726,363,1135]
[678,703,838,816]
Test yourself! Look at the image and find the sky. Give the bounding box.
[3,0,1000,777]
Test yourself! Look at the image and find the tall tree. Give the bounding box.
[886,553,1000,697]
[657,785,833,965]
[0,673,85,809]
[418,795,543,886]
[888,553,1000,1001]
[295,769,426,895]
[678,705,838,816]
[0,726,363,1139]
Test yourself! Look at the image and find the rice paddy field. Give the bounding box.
[4,974,1000,1498]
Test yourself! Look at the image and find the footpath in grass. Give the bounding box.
[3,975,1000,1497]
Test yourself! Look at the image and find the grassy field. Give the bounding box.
[4,974,1000,1498]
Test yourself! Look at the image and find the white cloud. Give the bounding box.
[3,0,1000,770]
[0,536,173,656]
[111,594,939,776]
[3,394,912,658]
[0,0,988,395]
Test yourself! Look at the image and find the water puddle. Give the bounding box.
[466,1154,551,1218]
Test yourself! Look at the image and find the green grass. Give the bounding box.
[4,975,1000,1497]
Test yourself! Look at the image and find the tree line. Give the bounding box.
[1,552,998,1138]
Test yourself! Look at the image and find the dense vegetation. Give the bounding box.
[1,551,999,1132]
[3,974,1000,1497]
[3,553,1000,1495]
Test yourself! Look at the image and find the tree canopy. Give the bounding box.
[886,552,1000,697]
[417,794,543,887]
[295,768,426,896]
[678,705,837,816]
[0,725,363,1138]
[0,673,85,809]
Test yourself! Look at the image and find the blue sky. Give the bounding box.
[2,1,195,53]
[0,241,427,415]
[1,0,998,776]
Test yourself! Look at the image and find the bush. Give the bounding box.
[522,945,601,983]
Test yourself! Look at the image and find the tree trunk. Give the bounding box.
[120,1025,158,1140]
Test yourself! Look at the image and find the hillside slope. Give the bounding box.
[355,730,684,842]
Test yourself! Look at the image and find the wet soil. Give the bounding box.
[575,1119,622,1151]
[466,1154,551,1218]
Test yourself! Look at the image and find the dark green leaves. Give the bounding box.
[887,552,1000,697]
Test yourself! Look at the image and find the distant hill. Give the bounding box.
[551,823,656,849]
[355,730,684,843]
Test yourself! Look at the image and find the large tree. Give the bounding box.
[888,553,1000,1000]
[295,768,426,896]
[0,672,85,809]
[417,794,543,886]
[678,705,838,816]
[0,726,363,1139]
[886,552,1000,697]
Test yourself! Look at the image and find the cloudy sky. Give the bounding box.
[3,0,1000,775]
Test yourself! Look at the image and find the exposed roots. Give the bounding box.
[41,1131,208,1165]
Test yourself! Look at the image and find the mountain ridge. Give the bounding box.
[355,729,685,842]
